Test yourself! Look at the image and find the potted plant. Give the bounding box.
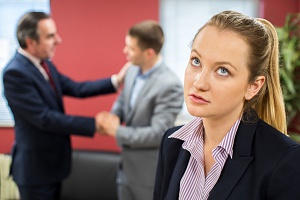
[276,13,300,142]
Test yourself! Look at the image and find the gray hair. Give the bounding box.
[17,11,50,48]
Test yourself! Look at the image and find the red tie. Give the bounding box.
[40,61,57,93]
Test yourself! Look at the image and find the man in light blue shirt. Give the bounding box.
[96,20,184,200]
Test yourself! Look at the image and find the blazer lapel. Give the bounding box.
[208,120,258,200]
[166,148,190,200]
[33,65,63,108]
[46,63,64,109]
[19,53,64,111]
[138,66,163,98]
[127,65,165,123]
[125,67,139,122]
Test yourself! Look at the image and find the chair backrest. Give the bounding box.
[61,150,120,200]
[0,154,20,200]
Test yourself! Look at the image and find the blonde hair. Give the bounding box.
[193,10,287,134]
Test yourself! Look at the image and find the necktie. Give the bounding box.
[40,61,57,93]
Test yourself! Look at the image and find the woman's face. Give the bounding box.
[184,25,256,122]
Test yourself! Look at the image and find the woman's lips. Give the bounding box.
[189,93,210,104]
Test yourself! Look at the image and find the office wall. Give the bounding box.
[261,0,300,26]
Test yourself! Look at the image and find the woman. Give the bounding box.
[153,10,300,200]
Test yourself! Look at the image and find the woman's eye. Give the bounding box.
[217,67,230,76]
[191,57,201,67]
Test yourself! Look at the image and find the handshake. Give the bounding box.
[95,111,120,137]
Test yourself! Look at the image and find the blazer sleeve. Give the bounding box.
[58,72,116,98]
[267,145,300,200]
[46,60,116,98]
[3,66,113,136]
[114,80,183,149]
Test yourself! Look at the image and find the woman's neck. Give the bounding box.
[202,114,241,147]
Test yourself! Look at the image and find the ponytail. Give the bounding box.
[254,19,287,134]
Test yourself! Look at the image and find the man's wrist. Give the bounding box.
[111,74,119,89]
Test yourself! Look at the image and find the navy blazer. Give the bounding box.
[3,52,116,186]
[154,118,300,200]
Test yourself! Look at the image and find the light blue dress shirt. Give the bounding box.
[129,59,162,109]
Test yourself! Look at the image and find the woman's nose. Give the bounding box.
[193,71,210,91]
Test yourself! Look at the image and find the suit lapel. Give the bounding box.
[137,65,164,99]
[167,148,191,200]
[35,64,63,109]
[208,119,258,200]
[18,53,64,110]
[126,65,165,123]
[46,62,64,109]
[125,67,139,122]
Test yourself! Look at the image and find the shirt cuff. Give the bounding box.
[111,74,119,89]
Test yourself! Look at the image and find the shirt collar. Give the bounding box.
[169,117,203,141]
[137,57,163,78]
[170,117,241,158]
[217,118,241,158]
[18,48,41,67]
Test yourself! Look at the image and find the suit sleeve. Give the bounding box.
[114,81,184,149]
[267,145,300,199]
[58,73,116,98]
[47,62,116,98]
[3,67,113,136]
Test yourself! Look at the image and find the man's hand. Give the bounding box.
[116,62,131,86]
[95,111,120,137]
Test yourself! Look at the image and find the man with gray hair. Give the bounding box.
[3,11,127,200]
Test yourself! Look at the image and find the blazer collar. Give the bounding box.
[208,119,257,199]
[167,149,190,199]
[126,63,166,123]
[15,52,64,110]
[166,118,258,200]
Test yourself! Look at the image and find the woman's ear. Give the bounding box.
[245,76,265,100]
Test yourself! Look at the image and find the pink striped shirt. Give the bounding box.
[169,117,241,200]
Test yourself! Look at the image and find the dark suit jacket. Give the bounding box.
[3,52,116,186]
[154,118,300,200]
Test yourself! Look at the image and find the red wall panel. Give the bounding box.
[260,0,300,26]
[0,128,15,153]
